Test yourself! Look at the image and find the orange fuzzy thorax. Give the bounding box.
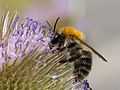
[59,26,85,40]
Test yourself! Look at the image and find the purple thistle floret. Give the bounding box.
[72,80,92,90]
[0,16,52,68]
[81,80,92,90]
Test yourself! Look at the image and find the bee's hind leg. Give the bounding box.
[59,59,67,63]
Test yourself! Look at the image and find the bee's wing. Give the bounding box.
[78,38,108,62]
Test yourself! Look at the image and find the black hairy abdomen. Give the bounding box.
[66,41,92,81]
[73,50,92,81]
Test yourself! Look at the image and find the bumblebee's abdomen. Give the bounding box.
[64,41,92,81]
[73,50,92,81]
[58,40,92,81]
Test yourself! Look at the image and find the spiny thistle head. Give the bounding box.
[0,11,92,90]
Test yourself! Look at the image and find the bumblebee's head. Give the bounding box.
[50,32,65,48]
[49,17,65,49]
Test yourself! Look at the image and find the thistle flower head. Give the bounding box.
[0,11,92,90]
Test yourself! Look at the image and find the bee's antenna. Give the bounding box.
[53,17,60,32]
[78,38,108,62]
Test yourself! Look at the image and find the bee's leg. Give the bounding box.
[56,46,66,52]
[58,47,68,63]
[59,39,74,63]
[59,59,67,63]
[58,41,68,63]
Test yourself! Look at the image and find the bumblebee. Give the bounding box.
[48,17,108,82]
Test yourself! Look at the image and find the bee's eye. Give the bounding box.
[54,33,60,39]
[55,35,58,38]
[53,34,58,39]
[50,34,59,44]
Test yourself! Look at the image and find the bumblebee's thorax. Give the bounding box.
[59,26,86,41]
